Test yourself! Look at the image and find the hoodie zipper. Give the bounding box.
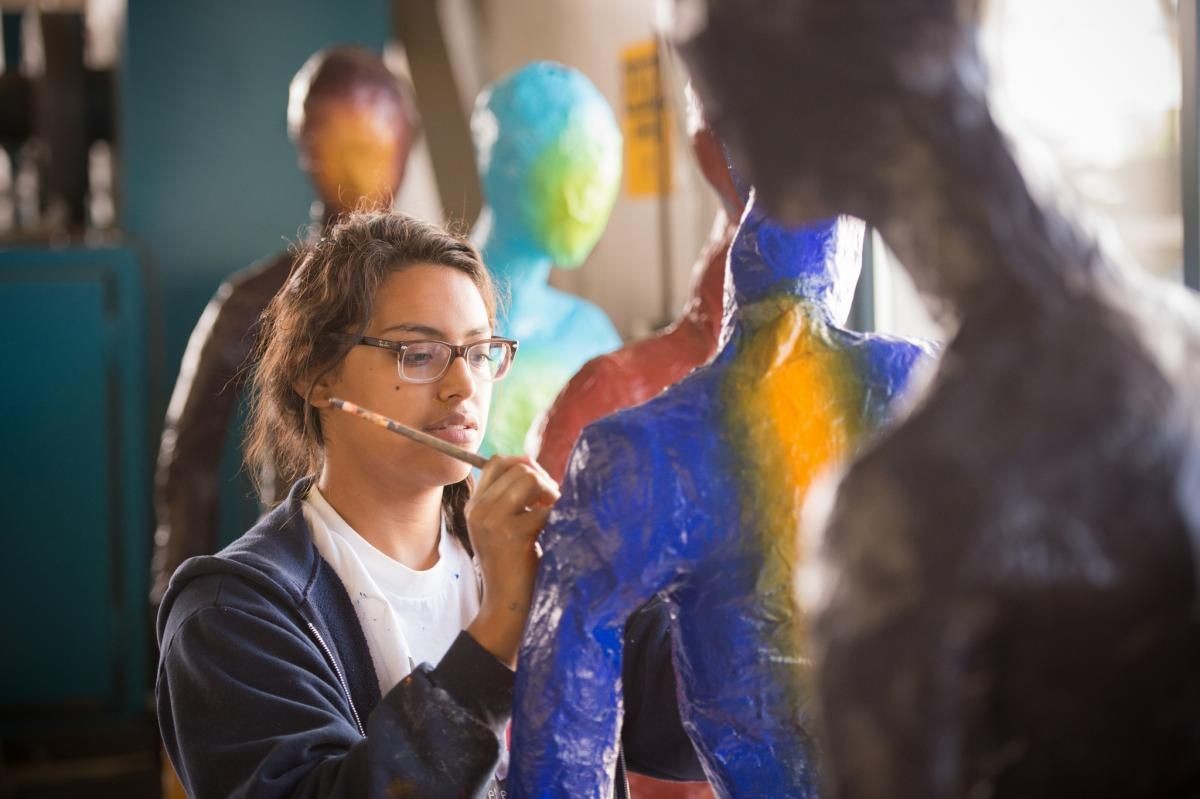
[617,749,630,799]
[306,621,366,737]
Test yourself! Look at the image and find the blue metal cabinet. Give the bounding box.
[0,246,150,730]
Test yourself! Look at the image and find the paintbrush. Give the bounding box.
[328,397,489,469]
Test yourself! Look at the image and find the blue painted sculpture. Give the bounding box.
[471,61,624,456]
[509,193,936,798]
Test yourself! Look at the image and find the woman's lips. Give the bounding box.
[424,425,477,446]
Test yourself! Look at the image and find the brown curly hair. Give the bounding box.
[245,211,497,548]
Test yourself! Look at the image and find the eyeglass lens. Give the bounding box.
[398,341,512,382]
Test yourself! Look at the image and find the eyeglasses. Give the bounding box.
[335,334,519,383]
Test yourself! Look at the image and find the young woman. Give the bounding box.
[155,212,700,798]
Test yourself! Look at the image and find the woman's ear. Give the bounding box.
[293,372,333,408]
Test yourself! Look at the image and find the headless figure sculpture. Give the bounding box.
[509,195,934,798]
[471,61,623,457]
[151,47,419,603]
[674,1,1200,795]
[535,91,743,484]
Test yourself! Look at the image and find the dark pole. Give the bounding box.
[655,38,674,327]
[1181,0,1200,289]
[391,0,482,228]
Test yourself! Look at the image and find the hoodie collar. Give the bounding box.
[159,476,320,622]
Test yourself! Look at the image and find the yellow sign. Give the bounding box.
[621,40,672,197]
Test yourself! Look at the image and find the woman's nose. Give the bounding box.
[437,352,478,400]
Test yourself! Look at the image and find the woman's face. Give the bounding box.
[319,263,493,491]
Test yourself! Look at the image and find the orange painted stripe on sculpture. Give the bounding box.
[725,306,862,654]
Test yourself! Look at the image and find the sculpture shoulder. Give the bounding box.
[565,363,723,482]
[181,251,296,372]
[506,288,620,357]
[552,352,633,411]
[622,321,716,382]
[629,355,726,425]
[1124,274,1200,389]
[210,251,297,320]
[226,250,295,295]
[577,356,727,480]
[554,412,665,528]
[838,328,937,394]
[543,286,622,346]
[570,350,635,385]
[830,300,1198,563]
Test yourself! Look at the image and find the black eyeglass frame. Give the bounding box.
[332,333,519,384]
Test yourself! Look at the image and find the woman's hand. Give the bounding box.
[464,455,560,668]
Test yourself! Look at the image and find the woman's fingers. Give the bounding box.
[469,459,528,512]
[504,466,559,510]
[472,456,559,513]
[467,460,558,559]
[505,506,551,539]
[474,454,537,495]
[472,455,518,495]
[472,475,556,535]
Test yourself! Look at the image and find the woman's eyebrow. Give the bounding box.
[379,323,491,338]
[380,323,444,337]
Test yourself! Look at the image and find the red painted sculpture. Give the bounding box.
[535,95,744,484]
[151,46,420,604]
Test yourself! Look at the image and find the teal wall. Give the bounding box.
[122,0,389,541]
[124,0,389,393]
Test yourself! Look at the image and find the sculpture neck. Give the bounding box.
[739,292,835,332]
[720,292,835,349]
[857,97,1104,322]
[477,213,555,330]
[727,210,863,322]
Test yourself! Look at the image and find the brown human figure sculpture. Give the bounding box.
[674,1,1200,797]
[151,46,420,605]
[535,93,743,485]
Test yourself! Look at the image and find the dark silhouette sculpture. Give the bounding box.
[535,95,743,483]
[151,47,420,604]
[673,0,1200,796]
[510,194,934,798]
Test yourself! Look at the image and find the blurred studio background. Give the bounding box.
[0,0,1194,796]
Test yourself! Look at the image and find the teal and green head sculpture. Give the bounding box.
[471,61,624,456]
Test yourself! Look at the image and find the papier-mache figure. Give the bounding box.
[673,0,1200,796]
[534,86,743,484]
[471,61,624,457]
[509,193,935,798]
[151,47,420,604]
[533,80,739,799]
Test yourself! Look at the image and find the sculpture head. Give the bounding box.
[471,61,622,268]
[730,191,864,322]
[671,0,985,226]
[289,46,420,216]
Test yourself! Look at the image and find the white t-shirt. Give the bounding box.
[303,486,481,695]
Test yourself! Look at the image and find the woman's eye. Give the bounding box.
[405,352,434,365]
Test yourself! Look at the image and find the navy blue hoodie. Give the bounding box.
[157,477,701,798]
